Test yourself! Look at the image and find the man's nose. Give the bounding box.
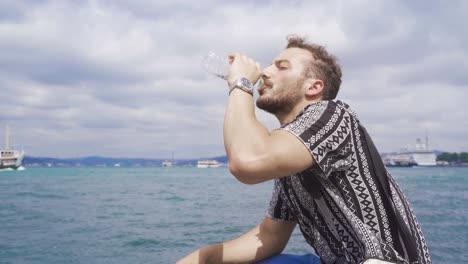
[261,65,273,79]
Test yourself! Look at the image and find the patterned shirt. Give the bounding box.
[267,100,431,264]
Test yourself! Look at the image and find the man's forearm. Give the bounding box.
[178,218,296,264]
[223,89,270,171]
[176,244,222,264]
[177,226,280,264]
[206,224,285,264]
[199,244,223,264]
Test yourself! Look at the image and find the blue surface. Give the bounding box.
[257,254,321,264]
[0,167,467,263]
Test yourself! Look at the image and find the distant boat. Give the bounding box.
[162,160,176,167]
[197,160,221,168]
[406,150,437,166]
[162,152,176,167]
[383,154,417,167]
[0,126,25,170]
[403,138,437,166]
[383,133,437,167]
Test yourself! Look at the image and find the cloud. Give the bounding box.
[0,0,467,158]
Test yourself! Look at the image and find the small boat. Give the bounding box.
[383,154,417,167]
[0,126,24,170]
[162,160,176,167]
[197,160,221,168]
[162,152,176,167]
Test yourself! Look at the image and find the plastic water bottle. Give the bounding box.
[202,51,230,80]
[202,51,264,88]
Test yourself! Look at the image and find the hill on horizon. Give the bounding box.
[23,155,229,167]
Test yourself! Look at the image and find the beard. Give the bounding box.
[256,78,304,116]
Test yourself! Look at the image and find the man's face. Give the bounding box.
[257,48,312,116]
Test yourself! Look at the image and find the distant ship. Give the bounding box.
[383,132,437,167]
[0,126,25,170]
[197,160,222,168]
[403,136,437,166]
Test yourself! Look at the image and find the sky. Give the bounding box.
[0,0,467,159]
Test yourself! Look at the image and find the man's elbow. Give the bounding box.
[228,158,264,185]
[272,243,287,256]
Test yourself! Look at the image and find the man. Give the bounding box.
[177,36,431,264]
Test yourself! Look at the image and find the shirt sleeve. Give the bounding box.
[267,179,296,222]
[279,101,354,179]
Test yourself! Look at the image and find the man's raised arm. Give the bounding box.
[224,54,314,184]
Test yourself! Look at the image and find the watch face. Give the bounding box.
[240,78,253,90]
[229,77,254,95]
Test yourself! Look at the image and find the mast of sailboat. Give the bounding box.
[5,125,10,151]
[425,129,429,150]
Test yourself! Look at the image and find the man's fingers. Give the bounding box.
[227,52,261,84]
[229,53,258,67]
[228,53,239,64]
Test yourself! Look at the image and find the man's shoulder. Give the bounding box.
[300,100,357,118]
[332,100,359,120]
[300,99,351,111]
[280,100,361,138]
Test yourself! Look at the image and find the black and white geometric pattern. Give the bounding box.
[267,100,432,264]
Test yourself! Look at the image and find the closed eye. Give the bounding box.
[274,60,290,70]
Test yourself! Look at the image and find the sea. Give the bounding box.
[0,166,466,264]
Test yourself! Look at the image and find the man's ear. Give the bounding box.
[304,79,324,97]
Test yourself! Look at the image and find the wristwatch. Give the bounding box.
[229,77,254,95]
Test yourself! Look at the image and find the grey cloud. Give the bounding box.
[395,53,468,86]
[0,50,142,86]
[338,0,468,72]
[0,0,48,22]
[1,0,467,158]
[0,5,24,22]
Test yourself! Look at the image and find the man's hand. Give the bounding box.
[228,53,262,86]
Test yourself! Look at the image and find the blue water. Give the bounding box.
[0,167,466,263]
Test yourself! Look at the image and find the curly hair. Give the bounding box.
[286,35,342,100]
